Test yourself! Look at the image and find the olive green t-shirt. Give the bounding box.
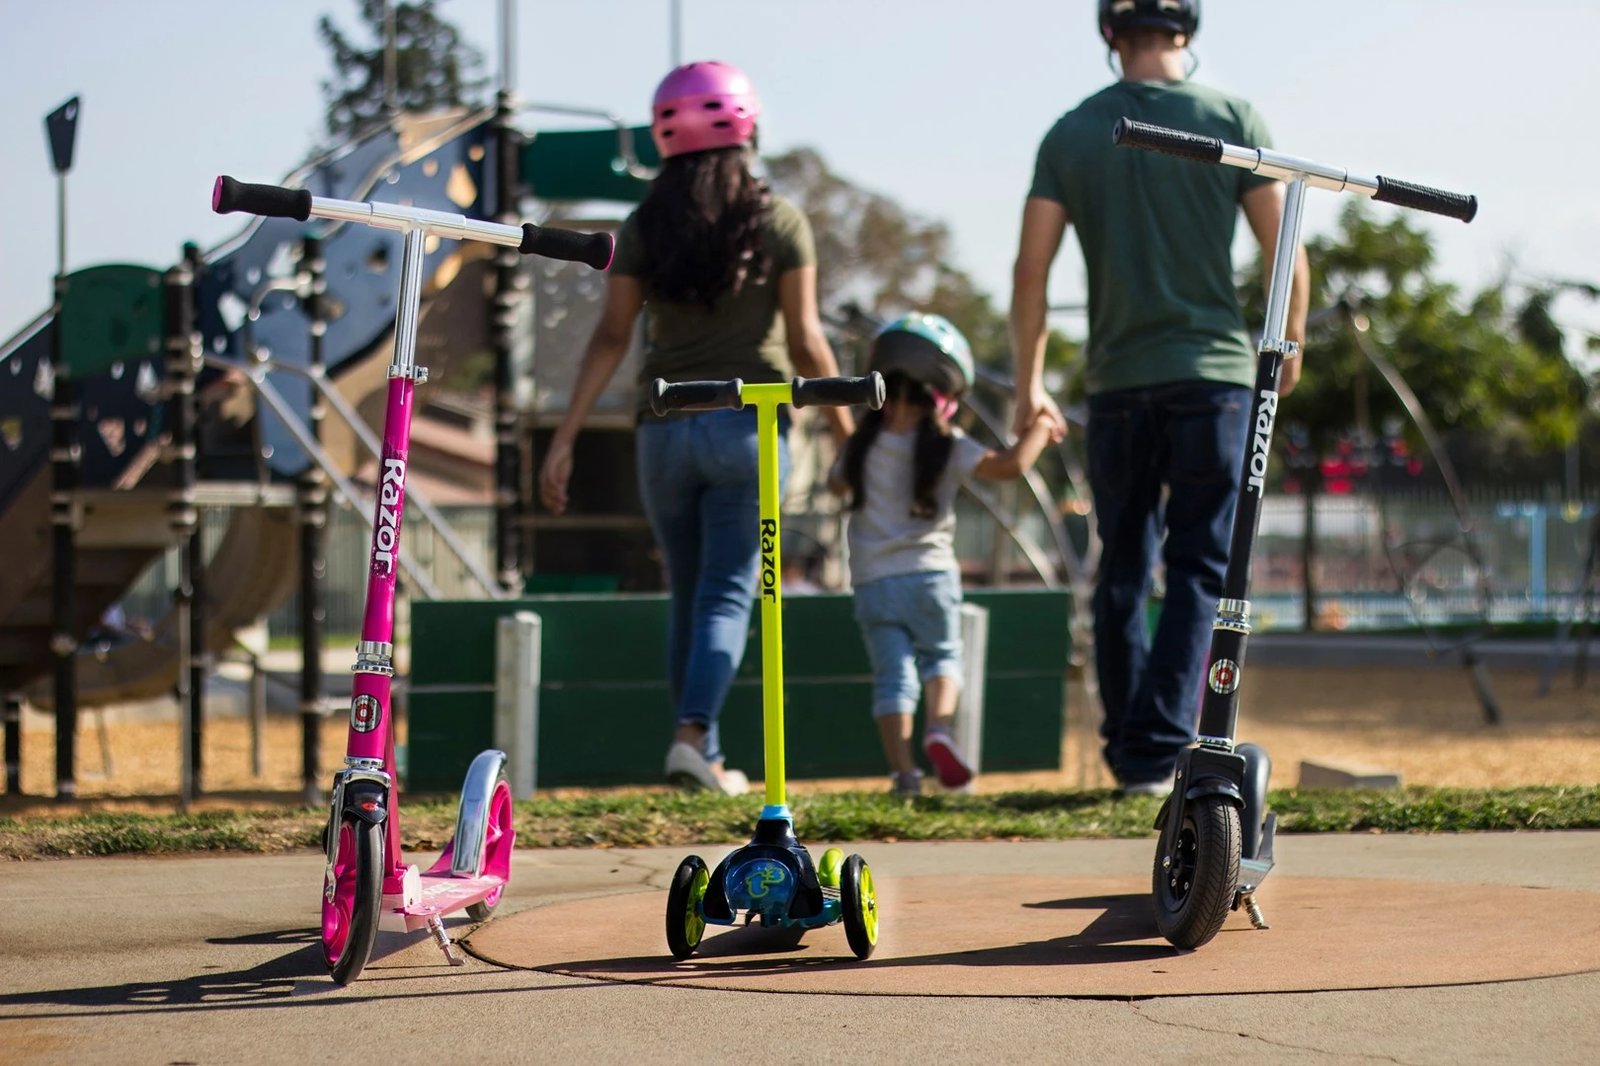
[1028,80,1274,395]
[611,196,815,417]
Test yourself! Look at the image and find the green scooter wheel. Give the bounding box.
[666,855,710,960]
[840,854,878,960]
[817,847,845,889]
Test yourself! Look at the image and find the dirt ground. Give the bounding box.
[5,662,1599,814]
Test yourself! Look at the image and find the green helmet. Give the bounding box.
[868,313,975,397]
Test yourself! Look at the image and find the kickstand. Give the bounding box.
[1239,890,1269,930]
[427,914,465,966]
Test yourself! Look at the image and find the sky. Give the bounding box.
[2,0,1598,348]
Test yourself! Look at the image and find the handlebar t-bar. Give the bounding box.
[790,372,886,411]
[1111,118,1224,164]
[212,176,311,221]
[520,223,615,271]
[1372,175,1478,223]
[650,378,745,417]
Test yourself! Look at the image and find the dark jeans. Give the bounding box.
[1085,381,1250,785]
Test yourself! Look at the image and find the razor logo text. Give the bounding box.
[1245,390,1279,495]
[759,519,777,603]
[373,457,406,574]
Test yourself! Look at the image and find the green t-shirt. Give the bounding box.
[611,196,815,417]
[1029,80,1274,395]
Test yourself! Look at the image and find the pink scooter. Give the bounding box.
[213,176,613,984]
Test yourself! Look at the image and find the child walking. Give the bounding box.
[837,314,1058,795]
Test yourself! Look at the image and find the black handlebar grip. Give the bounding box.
[649,377,744,417]
[1373,175,1478,223]
[519,223,615,270]
[1111,118,1225,164]
[212,175,312,221]
[790,372,886,411]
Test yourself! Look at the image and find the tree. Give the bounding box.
[1239,200,1590,626]
[319,0,488,138]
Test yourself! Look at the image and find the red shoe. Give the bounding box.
[923,730,973,790]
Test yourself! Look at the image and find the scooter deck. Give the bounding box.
[380,867,505,932]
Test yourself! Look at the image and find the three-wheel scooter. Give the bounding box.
[212,175,614,983]
[649,373,887,961]
[1109,118,1478,948]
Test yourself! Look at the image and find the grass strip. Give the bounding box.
[3,785,1597,861]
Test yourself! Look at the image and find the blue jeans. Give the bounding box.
[1086,381,1250,784]
[852,569,965,718]
[636,408,789,763]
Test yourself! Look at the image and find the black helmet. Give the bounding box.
[1098,0,1200,45]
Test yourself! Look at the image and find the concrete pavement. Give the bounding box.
[1,834,1597,1064]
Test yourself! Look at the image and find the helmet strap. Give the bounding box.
[1183,46,1200,79]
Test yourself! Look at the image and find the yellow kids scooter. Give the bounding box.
[650,372,885,961]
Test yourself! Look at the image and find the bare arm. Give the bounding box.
[1009,197,1071,441]
[1242,183,1311,397]
[537,274,643,514]
[973,413,1055,482]
[778,265,852,444]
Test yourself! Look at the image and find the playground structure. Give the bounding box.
[0,83,670,804]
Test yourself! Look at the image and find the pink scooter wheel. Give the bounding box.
[323,816,383,984]
[466,778,515,921]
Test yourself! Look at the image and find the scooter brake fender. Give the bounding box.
[342,782,389,825]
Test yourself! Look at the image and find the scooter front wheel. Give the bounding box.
[666,855,710,960]
[840,854,879,960]
[323,816,384,984]
[1152,794,1239,950]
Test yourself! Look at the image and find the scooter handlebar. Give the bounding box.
[212,175,311,221]
[790,372,886,411]
[1111,118,1224,164]
[650,378,745,417]
[1372,175,1478,223]
[519,223,616,270]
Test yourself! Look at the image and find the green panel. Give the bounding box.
[520,126,660,204]
[57,264,165,377]
[409,588,1071,789]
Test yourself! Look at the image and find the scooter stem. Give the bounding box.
[744,381,792,813]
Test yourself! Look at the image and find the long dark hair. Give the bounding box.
[840,373,955,520]
[633,146,773,308]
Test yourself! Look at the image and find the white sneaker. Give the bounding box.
[665,741,749,795]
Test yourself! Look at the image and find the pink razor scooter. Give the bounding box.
[213,176,614,984]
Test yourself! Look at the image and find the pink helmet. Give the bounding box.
[650,61,761,160]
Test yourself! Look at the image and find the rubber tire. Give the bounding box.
[466,777,514,922]
[840,854,878,960]
[666,855,709,960]
[324,816,384,985]
[1153,794,1240,950]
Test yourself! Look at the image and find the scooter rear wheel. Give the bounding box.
[323,816,383,984]
[466,776,515,921]
[1152,794,1239,950]
[666,855,710,960]
[840,854,879,960]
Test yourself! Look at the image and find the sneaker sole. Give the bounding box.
[923,735,973,789]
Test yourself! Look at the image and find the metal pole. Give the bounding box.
[4,694,22,795]
[56,175,66,281]
[384,0,398,116]
[670,0,682,66]
[165,254,198,810]
[492,60,524,591]
[300,234,328,805]
[184,244,206,796]
[49,273,79,803]
[499,0,515,95]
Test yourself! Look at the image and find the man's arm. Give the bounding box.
[1241,183,1310,396]
[1009,196,1071,439]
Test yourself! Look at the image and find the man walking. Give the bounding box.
[1009,0,1309,794]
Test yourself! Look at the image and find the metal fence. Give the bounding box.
[114,491,1600,640]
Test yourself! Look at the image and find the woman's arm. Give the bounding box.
[778,265,853,444]
[537,274,644,514]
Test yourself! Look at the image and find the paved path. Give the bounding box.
[2,834,1597,1064]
